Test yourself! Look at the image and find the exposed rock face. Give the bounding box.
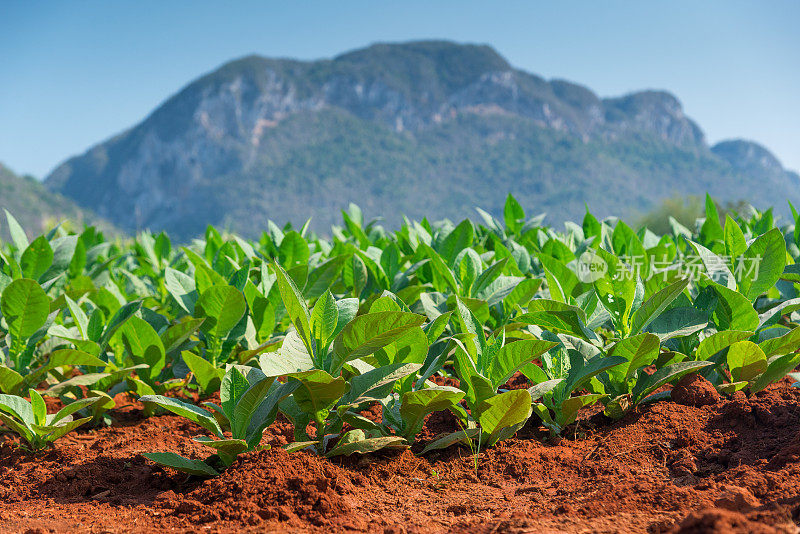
[44,40,799,240]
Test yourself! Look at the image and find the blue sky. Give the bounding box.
[1,0,798,178]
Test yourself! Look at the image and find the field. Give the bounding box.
[1,195,800,533]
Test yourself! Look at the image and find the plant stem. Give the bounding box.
[314,412,326,455]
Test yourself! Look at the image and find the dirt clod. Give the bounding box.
[672,373,720,407]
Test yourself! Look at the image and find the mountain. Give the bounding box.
[0,163,112,241]
[44,41,800,240]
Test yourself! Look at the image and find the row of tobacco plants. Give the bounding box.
[1,195,800,476]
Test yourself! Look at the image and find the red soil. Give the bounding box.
[2,381,800,533]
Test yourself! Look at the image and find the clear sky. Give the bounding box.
[1,0,798,178]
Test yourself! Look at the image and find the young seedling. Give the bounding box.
[0,389,101,451]
[140,364,297,476]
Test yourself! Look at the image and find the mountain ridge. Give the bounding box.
[44,40,799,239]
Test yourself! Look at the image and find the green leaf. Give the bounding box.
[21,236,54,281]
[0,393,35,424]
[231,376,277,439]
[120,316,166,380]
[399,386,464,438]
[486,339,558,389]
[0,412,34,444]
[310,290,338,352]
[4,210,29,252]
[260,331,315,376]
[99,301,142,350]
[278,231,310,269]
[51,397,102,425]
[632,360,713,404]
[1,278,50,339]
[289,370,347,416]
[726,341,768,384]
[563,355,627,398]
[331,311,425,373]
[161,318,204,354]
[165,268,197,315]
[142,452,219,477]
[273,264,315,361]
[703,281,759,331]
[182,351,224,393]
[607,333,661,381]
[195,285,247,339]
[37,416,93,443]
[630,278,689,335]
[193,437,249,464]
[751,352,800,393]
[0,366,24,394]
[738,228,786,301]
[503,194,525,233]
[438,219,474,266]
[326,430,408,457]
[138,395,222,437]
[517,311,595,341]
[695,330,755,361]
[29,389,46,426]
[343,363,421,405]
[420,428,480,454]
[760,326,800,357]
[477,389,532,446]
[724,215,747,261]
[557,394,605,429]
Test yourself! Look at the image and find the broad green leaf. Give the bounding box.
[142,452,219,477]
[477,389,532,446]
[273,264,315,360]
[165,268,197,315]
[4,210,28,251]
[51,397,102,425]
[29,389,46,426]
[399,386,464,438]
[138,395,222,437]
[420,428,480,454]
[760,326,800,357]
[182,351,224,393]
[724,215,747,261]
[310,290,338,352]
[727,341,767,384]
[195,285,247,339]
[486,339,558,388]
[331,311,425,373]
[438,219,474,266]
[695,330,755,361]
[289,370,347,415]
[20,236,54,282]
[557,394,605,428]
[738,228,786,301]
[120,316,166,380]
[231,376,277,439]
[99,301,142,350]
[0,393,35,424]
[0,366,24,394]
[1,278,50,339]
[630,278,689,335]
[343,362,421,405]
[607,333,661,381]
[751,352,800,393]
[326,430,408,457]
[631,360,713,404]
[260,330,315,376]
[160,318,205,354]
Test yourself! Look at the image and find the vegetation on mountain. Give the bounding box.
[41,41,799,241]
